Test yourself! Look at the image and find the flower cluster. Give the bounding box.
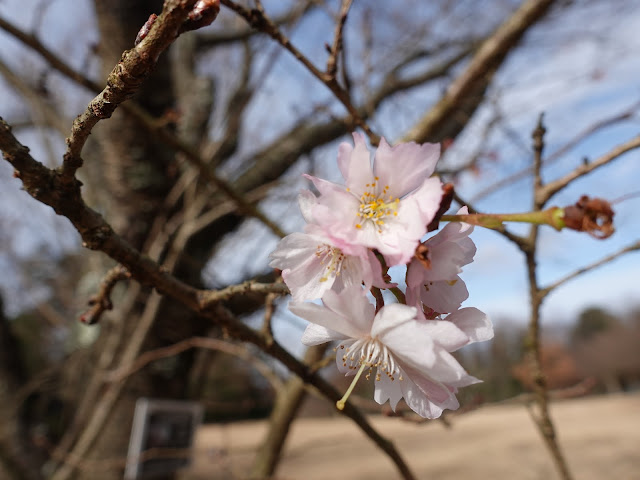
[270,133,492,419]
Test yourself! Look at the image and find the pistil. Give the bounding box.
[336,363,367,411]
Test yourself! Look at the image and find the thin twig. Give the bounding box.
[196,1,316,47]
[262,277,283,346]
[532,113,546,199]
[107,336,283,391]
[536,133,640,206]
[540,240,640,298]
[452,191,528,250]
[220,0,379,144]
[198,281,289,308]
[471,99,640,203]
[325,0,353,78]
[79,265,131,325]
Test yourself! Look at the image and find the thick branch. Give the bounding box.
[61,0,201,180]
[403,0,557,143]
[1,118,201,310]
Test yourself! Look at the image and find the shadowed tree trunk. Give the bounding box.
[57,2,210,478]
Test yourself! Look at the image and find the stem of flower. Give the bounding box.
[336,363,368,411]
[441,207,565,231]
[389,287,406,304]
[371,287,385,313]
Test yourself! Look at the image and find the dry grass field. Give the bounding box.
[181,393,639,480]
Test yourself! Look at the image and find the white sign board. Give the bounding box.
[125,398,203,479]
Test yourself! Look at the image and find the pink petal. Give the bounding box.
[420,276,469,314]
[374,138,440,198]
[400,176,443,227]
[338,132,374,191]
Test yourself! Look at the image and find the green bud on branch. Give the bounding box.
[441,196,614,239]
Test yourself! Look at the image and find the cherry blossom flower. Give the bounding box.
[305,133,443,266]
[270,191,390,301]
[406,207,476,316]
[290,287,492,418]
[269,225,388,302]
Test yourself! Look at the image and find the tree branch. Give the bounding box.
[472,100,640,203]
[61,0,202,181]
[536,133,640,205]
[220,0,379,144]
[539,240,640,298]
[403,0,557,143]
[0,10,285,238]
[1,118,416,480]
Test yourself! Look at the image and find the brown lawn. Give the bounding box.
[180,392,640,480]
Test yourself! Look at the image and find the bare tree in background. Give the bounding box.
[0,1,639,479]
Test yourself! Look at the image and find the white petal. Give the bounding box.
[268,232,317,269]
[269,232,336,302]
[373,305,439,371]
[419,319,468,352]
[374,370,403,410]
[446,307,493,345]
[283,258,334,302]
[297,189,317,224]
[332,255,363,292]
[301,323,346,345]
[289,300,363,340]
[321,287,375,335]
[427,348,473,384]
[370,303,418,337]
[405,259,426,298]
[401,368,460,418]
[423,242,467,280]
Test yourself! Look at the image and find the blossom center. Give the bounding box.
[335,336,402,411]
[340,336,400,381]
[315,245,345,282]
[353,177,400,232]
